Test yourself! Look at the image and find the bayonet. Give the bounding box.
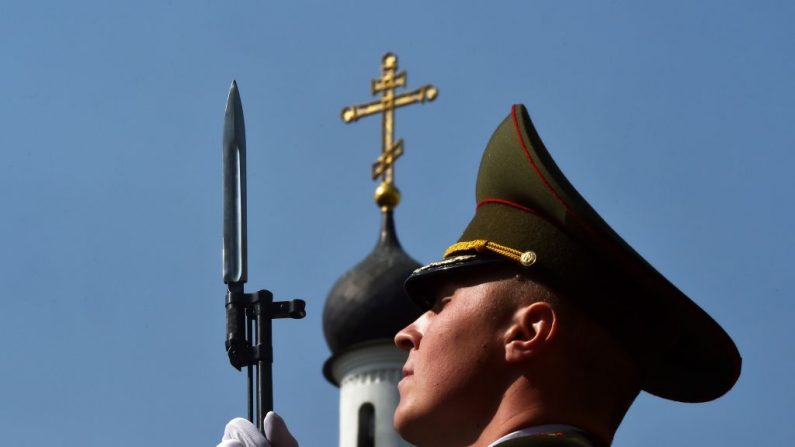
[223,80,247,287]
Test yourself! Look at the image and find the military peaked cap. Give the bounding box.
[404,105,741,403]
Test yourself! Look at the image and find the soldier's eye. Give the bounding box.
[433,297,452,313]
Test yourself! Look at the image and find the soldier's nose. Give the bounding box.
[394,323,420,351]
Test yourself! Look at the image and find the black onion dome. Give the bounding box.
[323,211,423,357]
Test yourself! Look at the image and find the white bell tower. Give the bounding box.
[329,343,408,447]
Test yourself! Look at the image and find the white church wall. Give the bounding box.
[330,342,413,447]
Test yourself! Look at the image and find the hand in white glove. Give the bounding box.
[217,411,299,447]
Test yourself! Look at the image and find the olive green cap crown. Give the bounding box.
[405,105,741,403]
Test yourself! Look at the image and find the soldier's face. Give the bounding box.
[393,274,514,446]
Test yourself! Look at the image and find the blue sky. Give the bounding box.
[0,1,793,446]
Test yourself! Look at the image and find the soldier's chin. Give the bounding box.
[396,411,458,447]
[393,402,424,444]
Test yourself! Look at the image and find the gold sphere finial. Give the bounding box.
[341,107,356,123]
[375,181,401,211]
[426,86,438,101]
[383,53,397,70]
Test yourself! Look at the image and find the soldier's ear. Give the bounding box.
[504,301,557,363]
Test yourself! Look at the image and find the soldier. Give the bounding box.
[219,104,741,447]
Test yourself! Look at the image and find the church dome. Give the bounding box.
[323,211,423,358]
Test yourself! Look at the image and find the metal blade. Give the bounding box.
[222,80,247,285]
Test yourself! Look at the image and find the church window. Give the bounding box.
[357,402,375,447]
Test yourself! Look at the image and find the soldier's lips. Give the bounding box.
[399,367,414,387]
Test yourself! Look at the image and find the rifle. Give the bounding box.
[222,80,306,432]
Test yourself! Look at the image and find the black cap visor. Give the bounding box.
[403,254,513,309]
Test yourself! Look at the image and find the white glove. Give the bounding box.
[217,411,299,447]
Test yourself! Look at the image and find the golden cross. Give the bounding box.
[341,53,437,210]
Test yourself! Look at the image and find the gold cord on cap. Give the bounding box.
[340,52,438,212]
[444,240,537,267]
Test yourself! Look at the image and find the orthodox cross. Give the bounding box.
[341,53,438,210]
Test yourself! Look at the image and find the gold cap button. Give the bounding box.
[520,251,537,266]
